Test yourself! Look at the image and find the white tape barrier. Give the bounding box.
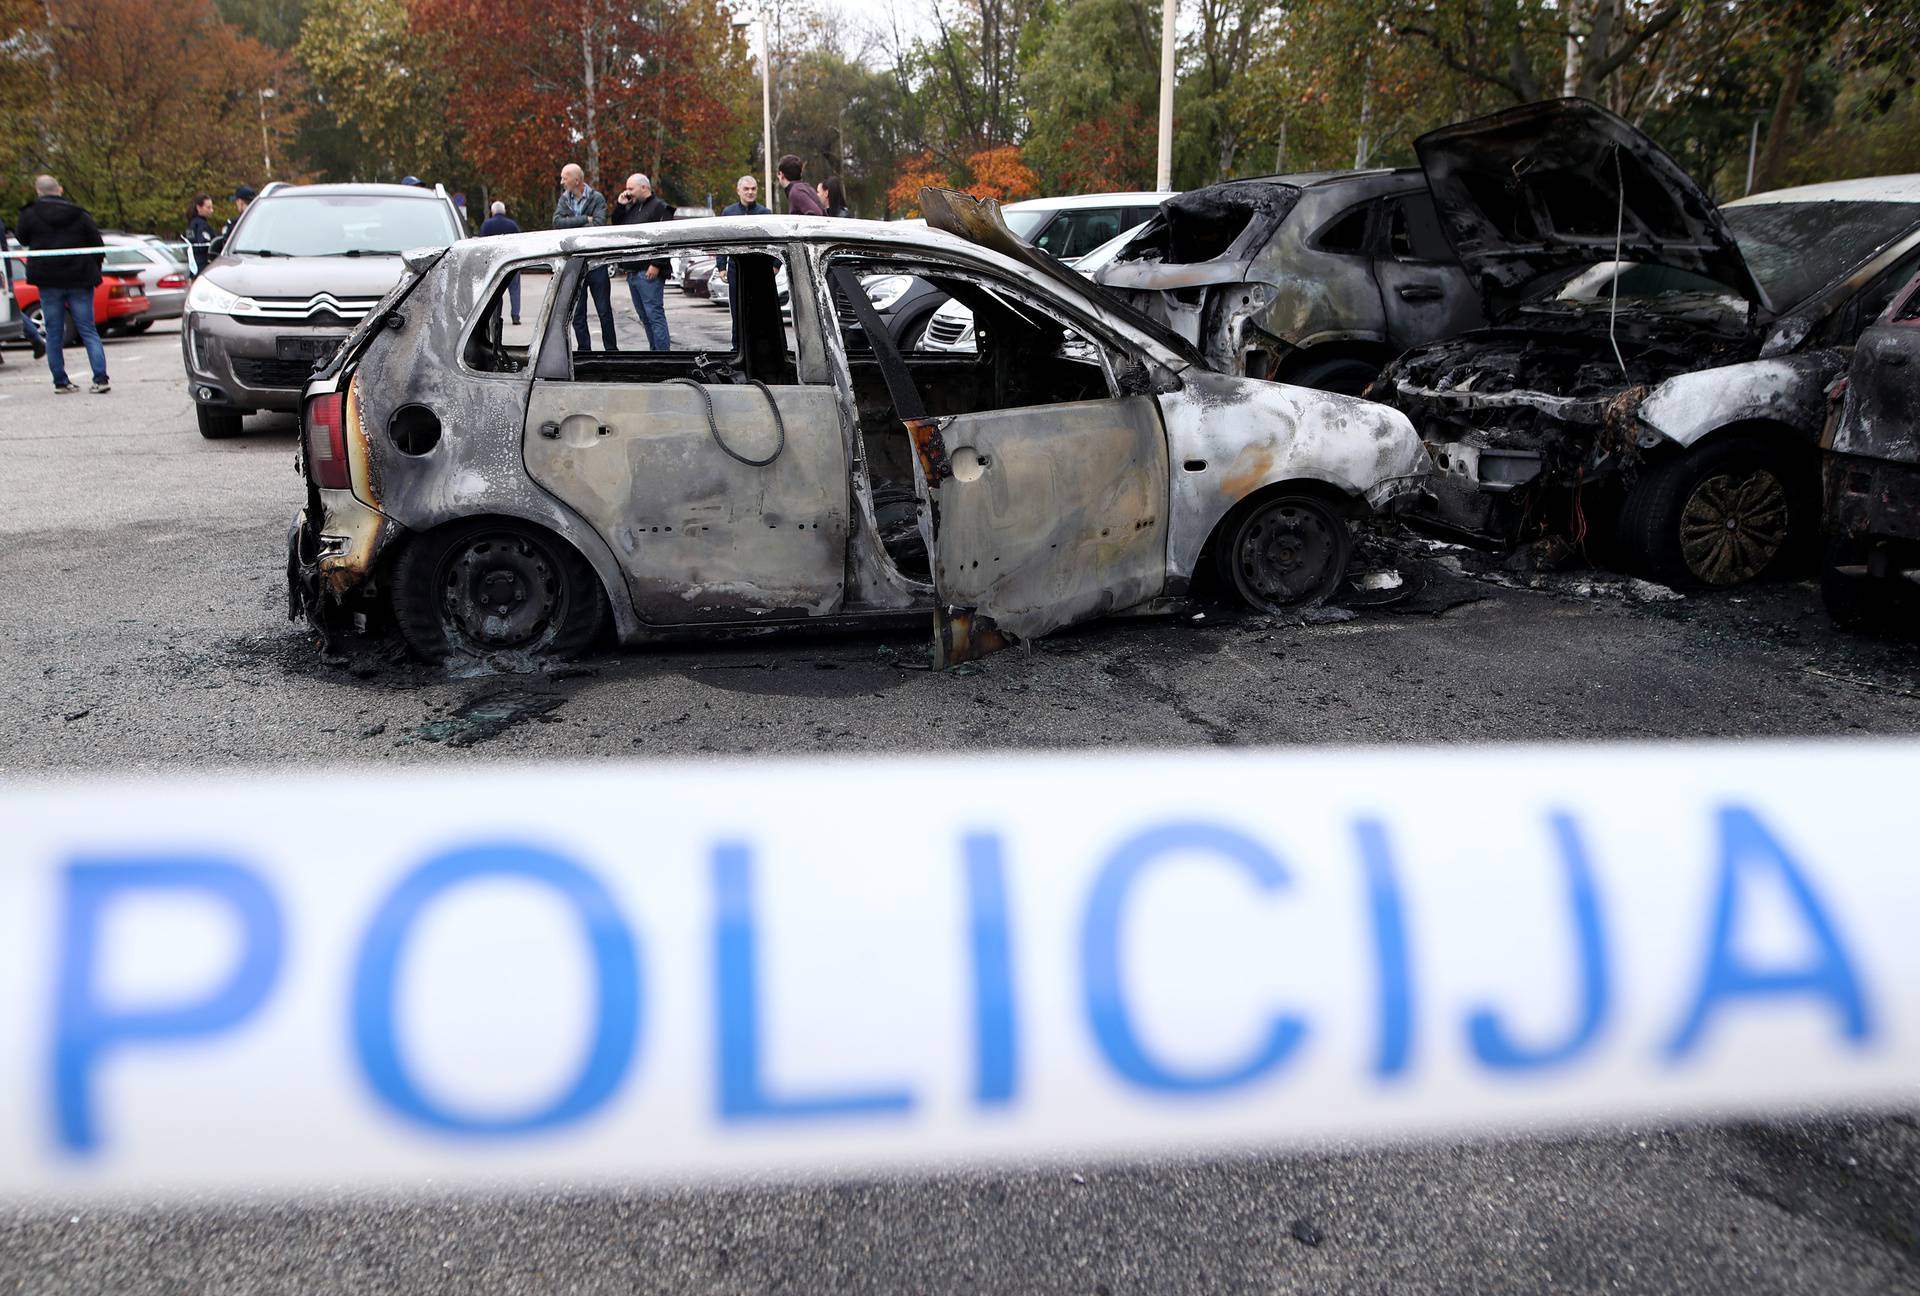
[1,741,1916,1199]
[8,242,195,258]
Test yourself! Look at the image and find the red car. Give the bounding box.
[5,255,148,342]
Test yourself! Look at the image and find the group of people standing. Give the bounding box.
[481,151,850,352]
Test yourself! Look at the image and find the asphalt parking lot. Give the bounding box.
[4,319,1920,1293]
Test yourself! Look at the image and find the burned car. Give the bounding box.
[1822,268,1920,630]
[1379,99,1920,586]
[286,192,1428,666]
[1092,169,1486,393]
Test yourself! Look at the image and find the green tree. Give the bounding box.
[295,0,463,184]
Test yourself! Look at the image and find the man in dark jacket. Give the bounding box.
[478,200,523,324]
[16,175,109,393]
[611,172,674,350]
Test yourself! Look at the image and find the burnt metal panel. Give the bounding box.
[1155,372,1428,582]
[1832,320,1920,465]
[523,381,849,624]
[911,396,1169,646]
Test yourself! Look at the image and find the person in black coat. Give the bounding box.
[819,175,850,219]
[185,193,217,276]
[611,172,674,350]
[16,175,109,392]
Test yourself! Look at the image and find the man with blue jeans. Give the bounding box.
[16,175,108,393]
[611,172,673,350]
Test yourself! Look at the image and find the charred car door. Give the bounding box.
[826,260,1169,665]
[523,248,850,626]
[1371,191,1484,350]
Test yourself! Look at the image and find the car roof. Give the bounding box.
[258,183,451,200]
[454,214,1134,282]
[1725,176,1920,207]
[1227,168,1415,188]
[1002,191,1175,212]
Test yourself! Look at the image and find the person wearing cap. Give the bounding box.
[222,185,256,242]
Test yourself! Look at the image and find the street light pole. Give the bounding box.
[257,87,276,180]
[1155,0,1176,190]
[761,5,774,204]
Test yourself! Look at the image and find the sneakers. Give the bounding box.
[89,381,110,394]
[53,382,80,394]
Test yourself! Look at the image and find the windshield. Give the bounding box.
[231,194,460,257]
[102,247,151,271]
[1002,209,1050,240]
[1723,200,1920,311]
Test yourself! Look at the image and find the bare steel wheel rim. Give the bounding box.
[439,532,562,650]
[1678,467,1789,585]
[1234,501,1343,607]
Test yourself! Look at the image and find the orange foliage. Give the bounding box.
[886,151,950,216]
[411,0,739,216]
[963,146,1039,203]
[886,146,1039,217]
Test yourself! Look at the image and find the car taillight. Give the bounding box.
[305,391,350,489]
[158,273,187,289]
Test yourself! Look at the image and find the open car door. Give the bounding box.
[828,263,1169,667]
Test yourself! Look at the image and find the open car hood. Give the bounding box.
[1416,98,1768,315]
[919,187,1204,368]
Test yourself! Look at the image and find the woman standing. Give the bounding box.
[818,175,850,219]
[184,193,216,275]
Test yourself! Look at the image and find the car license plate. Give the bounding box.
[277,335,344,365]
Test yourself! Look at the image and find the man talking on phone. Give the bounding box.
[611,173,674,351]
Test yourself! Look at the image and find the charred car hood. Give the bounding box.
[1416,98,1766,315]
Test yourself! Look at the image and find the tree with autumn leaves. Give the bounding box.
[409,0,753,219]
[1,0,298,231]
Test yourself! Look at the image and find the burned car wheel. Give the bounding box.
[392,520,607,662]
[1619,437,1811,587]
[1216,493,1352,613]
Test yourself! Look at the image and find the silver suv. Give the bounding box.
[182,182,465,439]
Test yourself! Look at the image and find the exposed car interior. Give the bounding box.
[826,255,1116,580]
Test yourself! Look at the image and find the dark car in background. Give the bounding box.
[181,181,465,439]
[1092,169,1485,393]
[1376,99,1920,587]
[1822,267,1920,630]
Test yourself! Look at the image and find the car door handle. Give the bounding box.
[538,421,560,439]
[1396,284,1445,302]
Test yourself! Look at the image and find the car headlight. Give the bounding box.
[185,278,257,316]
[863,275,912,312]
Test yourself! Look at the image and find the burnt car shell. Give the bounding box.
[287,208,1428,667]
[1092,170,1486,392]
[1379,99,1920,586]
[1822,269,1920,629]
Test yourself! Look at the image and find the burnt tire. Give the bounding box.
[1214,492,1352,613]
[1617,436,1814,587]
[1285,352,1382,397]
[392,519,608,663]
[196,405,244,439]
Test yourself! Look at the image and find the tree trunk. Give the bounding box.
[1354,52,1373,169]
[1755,45,1808,193]
[579,2,599,186]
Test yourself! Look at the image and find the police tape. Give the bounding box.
[1,739,1915,1199]
[8,242,195,257]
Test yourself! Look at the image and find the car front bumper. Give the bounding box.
[183,310,351,413]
